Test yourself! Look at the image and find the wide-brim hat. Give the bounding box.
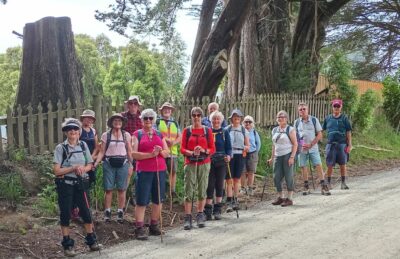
[80,109,96,122]
[159,102,175,111]
[228,109,244,119]
[107,113,127,128]
[124,95,142,106]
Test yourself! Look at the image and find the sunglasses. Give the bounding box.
[192,114,202,118]
[65,127,80,132]
[143,117,154,121]
[333,104,341,108]
[244,121,252,124]
[298,108,306,111]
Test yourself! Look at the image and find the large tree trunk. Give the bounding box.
[15,16,83,113]
[184,0,252,99]
[191,0,218,69]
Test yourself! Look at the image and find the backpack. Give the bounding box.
[61,141,88,167]
[325,114,348,143]
[137,129,163,146]
[226,125,246,137]
[294,116,318,154]
[104,130,129,157]
[185,125,211,162]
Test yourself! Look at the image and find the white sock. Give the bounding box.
[117,208,124,213]
[105,208,111,212]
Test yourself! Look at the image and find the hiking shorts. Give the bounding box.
[325,143,347,166]
[184,163,210,202]
[226,154,245,180]
[166,157,178,174]
[298,151,322,168]
[273,153,295,192]
[135,171,166,206]
[242,151,259,173]
[103,160,129,191]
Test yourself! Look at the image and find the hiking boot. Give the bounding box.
[85,233,100,251]
[64,246,77,257]
[232,197,240,211]
[213,203,222,220]
[281,198,293,207]
[341,182,349,190]
[62,236,76,257]
[135,226,148,240]
[104,210,111,222]
[302,186,311,195]
[321,185,331,196]
[247,187,254,196]
[71,207,80,221]
[149,224,161,236]
[196,212,206,228]
[204,204,213,221]
[117,210,124,223]
[271,197,285,205]
[183,214,192,230]
[226,200,234,213]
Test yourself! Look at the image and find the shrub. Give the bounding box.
[353,90,379,132]
[382,71,400,129]
[0,173,25,208]
[34,184,58,216]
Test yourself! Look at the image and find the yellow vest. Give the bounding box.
[157,118,180,156]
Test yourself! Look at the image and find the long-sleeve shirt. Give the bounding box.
[248,128,261,153]
[180,126,215,165]
[202,117,227,128]
[212,128,232,157]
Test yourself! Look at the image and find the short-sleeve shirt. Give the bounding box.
[101,131,131,157]
[53,140,93,178]
[272,126,294,157]
[322,114,352,144]
[295,116,322,154]
[226,125,250,155]
[133,129,167,172]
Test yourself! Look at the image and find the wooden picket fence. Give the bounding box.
[0,93,331,158]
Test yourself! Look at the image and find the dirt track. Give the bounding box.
[84,168,400,259]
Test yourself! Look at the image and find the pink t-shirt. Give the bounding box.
[133,129,167,172]
[101,131,131,157]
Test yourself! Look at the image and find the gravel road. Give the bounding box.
[84,168,400,259]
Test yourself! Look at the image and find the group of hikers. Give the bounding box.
[53,95,352,256]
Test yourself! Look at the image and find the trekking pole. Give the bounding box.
[191,156,199,221]
[169,157,173,212]
[226,162,239,219]
[156,156,163,243]
[307,151,316,190]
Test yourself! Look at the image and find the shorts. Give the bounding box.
[103,160,129,191]
[226,154,244,180]
[298,151,322,167]
[165,157,178,174]
[242,151,259,173]
[135,171,166,206]
[184,163,210,202]
[325,143,347,166]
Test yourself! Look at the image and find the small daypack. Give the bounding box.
[185,125,210,162]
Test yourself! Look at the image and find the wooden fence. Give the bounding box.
[0,93,331,157]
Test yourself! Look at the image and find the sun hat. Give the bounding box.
[107,113,127,128]
[80,109,96,122]
[124,95,142,105]
[159,102,175,111]
[62,118,82,132]
[228,109,244,119]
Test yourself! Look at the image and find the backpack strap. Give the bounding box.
[253,129,257,147]
[105,130,128,157]
[105,130,112,154]
[61,141,87,167]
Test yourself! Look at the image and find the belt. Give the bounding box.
[233,148,244,150]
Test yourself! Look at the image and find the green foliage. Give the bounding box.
[0,173,25,207]
[255,128,273,176]
[281,51,316,93]
[34,184,58,216]
[29,154,55,186]
[382,71,400,130]
[322,51,358,116]
[352,90,379,132]
[8,147,27,162]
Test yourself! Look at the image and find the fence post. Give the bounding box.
[17,104,24,149]
[6,106,14,148]
[37,103,45,154]
[93,95,102,133]
[27,104,35,155]
[66,99,72,118]
[57,100,63,143]
[48,102,54,152]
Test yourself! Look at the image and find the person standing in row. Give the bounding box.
[323,99,352,189]
[202,102,227,128]
[268,111,297,207]
[156,102,182,201]
[295,103,331,196]
[181,107,215,230]
[205,111,232,220]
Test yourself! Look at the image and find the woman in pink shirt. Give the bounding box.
[132,109,169,240]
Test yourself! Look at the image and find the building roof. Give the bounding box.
[315,75,383,96]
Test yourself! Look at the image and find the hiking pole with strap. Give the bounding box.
[156,154,164,243]
[226,162,239,219]
[307,151,316,190]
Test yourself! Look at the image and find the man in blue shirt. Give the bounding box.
[322,99,352,190]
[202,102,227,128]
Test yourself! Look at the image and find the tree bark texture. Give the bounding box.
[15,16,83,113]
[184,0,252,99]
[191,0,218,69]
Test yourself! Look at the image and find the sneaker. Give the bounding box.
[281,198,293,207]
[71,207,80,221]
[302,186,311,195]
[226,200,234,213]
[271,197,285,205]
[135,226,148,240]
[149,224,161,236]
[196,212,206,228]
[117,210,124,223]
[232,198,240,211]
[104,210,111,222]
[321,185,331,195]
[64,246,77,257]
[341,182,349,190]
[183,214,192,230]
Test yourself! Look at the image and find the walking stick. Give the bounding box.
[226,161,239,219]
[191,156,199,219]
[156,156,163,243]
[307,151,316,190]
[169,157,174,212]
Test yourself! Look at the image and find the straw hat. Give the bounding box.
[107,113,127,128]
[124,95,142,105]
[159,102,175,111]
[80,109,96,122]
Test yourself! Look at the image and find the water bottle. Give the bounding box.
[299,136,304,152]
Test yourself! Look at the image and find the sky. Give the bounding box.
[0,0,200,58]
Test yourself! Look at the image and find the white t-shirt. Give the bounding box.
[272,126,294,157]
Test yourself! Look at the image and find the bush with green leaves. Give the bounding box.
[34,184,58,216]
[352,90,379,132]
[0,173,25,208]
[382,71,400,130]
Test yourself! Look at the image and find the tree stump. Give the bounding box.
[15,16,83,114]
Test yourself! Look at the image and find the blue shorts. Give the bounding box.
[226,154,245,180]
[298,151,322,167]
[135,171,166,206]
[325,143,347,166]
[103,160,129,191]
